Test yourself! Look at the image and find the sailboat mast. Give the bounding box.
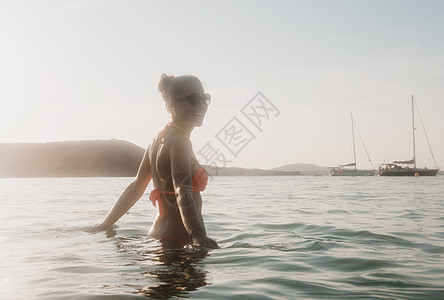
[412,95,416,168]
[351,112,357,170]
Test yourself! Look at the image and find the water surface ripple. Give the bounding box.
[1,176,444,299]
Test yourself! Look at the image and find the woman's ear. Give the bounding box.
[169,102,181,120]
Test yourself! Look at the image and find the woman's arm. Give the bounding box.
[86,147,152,232]
[170,138,219,248]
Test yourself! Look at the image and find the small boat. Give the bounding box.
[379,96,440,176]
[329,165,376,176]
[330,113,376,176]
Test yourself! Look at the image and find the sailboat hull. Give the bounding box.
[330,168,376,176]
[379,168,439,176]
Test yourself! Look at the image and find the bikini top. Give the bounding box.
[149,123,208,209]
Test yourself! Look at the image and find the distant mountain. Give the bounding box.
[205,166,300,176]
[2,140,437,177]
[271,163,330,176]
[0,140,144,178]
[0,140,302,178]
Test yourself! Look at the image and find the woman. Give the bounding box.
[88,74,219,249]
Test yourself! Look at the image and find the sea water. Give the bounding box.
[1,176,444,299]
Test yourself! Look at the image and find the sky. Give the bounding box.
[1,0,443,170]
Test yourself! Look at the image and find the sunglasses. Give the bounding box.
[175,93,211,107]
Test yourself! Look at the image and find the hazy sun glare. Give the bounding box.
[1,0,443,169]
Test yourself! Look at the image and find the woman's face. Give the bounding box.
[171,81,209,127]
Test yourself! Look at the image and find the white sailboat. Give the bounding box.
[330,113,376,176]
[379,96,440,176]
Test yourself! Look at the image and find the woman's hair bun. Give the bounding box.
[158,73,174,99]
[157,73,201,104]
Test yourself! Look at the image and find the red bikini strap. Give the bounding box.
[158,122,181,142]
